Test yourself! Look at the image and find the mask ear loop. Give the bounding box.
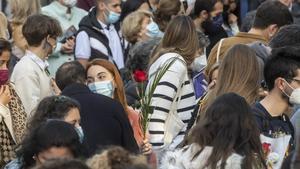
[281,79,295,98]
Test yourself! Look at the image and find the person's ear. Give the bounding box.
[268,24,279,39]
[199,10,208,20]
[275,78,286,91]
[98,2,106,11]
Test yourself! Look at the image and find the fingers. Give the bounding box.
[0,85,4,95]
[3,85,10,96]
[0,85,11,105]
[208,80,217,90]
[141,139,152,155]
[66,39,75,47]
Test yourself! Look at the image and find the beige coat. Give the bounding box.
[10,51,54,116]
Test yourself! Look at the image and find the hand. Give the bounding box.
[51,79,61,95]
[0,85,11,105]
[61,37,75,54]
[141,139,152,155]
[208,80,217,90]
[228,13,238,24]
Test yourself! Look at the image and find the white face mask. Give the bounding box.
[191,54,207,72]
[63,0,77,7]
[283,80,300,105]
[290,88,300,105]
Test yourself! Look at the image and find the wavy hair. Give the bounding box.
[188,93,266,169]
[28,96,81,131]
[17,120,84,169]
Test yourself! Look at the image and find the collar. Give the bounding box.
[25,50,49,70]
[98,19,113,31]
[256,102,289,120]
[235,32,267,43]
[50,1,73,19]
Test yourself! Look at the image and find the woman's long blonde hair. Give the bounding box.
[150,15,198,66]
[10,0,41,24]
[0,12,8,39]
[200,44,260,119]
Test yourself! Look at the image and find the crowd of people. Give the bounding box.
[0,0,300,168]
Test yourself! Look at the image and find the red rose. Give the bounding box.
[262,142,271,154]
[133,70,147,82]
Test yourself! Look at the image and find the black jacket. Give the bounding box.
[61,83,139,155]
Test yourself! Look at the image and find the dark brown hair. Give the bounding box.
[188,93,266,169]
[22,14,62,47]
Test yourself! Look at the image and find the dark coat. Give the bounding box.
[61,83,139,155]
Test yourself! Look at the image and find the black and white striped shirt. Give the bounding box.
[147,53,196,151]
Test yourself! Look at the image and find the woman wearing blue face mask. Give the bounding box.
[86,59,153,156]
[28,95,85,145]
[122,10,160,45]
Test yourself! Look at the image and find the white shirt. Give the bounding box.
[27,50,49,70]
[75,20,124,69]
[10,50,53,116]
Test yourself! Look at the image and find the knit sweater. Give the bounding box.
[147,53,196,151]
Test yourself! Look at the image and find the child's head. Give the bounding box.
[29,96,81,130]
[87,146,147,169]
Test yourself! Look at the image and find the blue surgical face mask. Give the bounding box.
[146,19,160,38]
[88,80,115,98]
[75,126,84,143]
[106,9,120,24]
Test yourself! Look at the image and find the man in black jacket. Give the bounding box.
[55,61,139,155]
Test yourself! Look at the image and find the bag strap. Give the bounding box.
[216,38,224,63]
[150,54,187,113]
[168,57,187,116]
